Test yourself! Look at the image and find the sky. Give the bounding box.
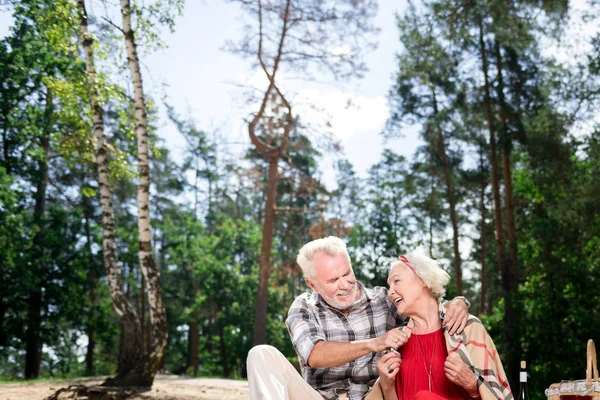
[0,0,421,188]
[141,0,420,187]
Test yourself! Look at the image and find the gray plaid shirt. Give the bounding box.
[286,282,402,400]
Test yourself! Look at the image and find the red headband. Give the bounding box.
[399,255,416,273]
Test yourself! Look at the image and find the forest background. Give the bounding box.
[1,0,600,399]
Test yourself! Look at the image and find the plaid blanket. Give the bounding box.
[442,313,513,400]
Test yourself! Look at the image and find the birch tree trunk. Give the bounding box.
[77,0,144,386]
[120,0,168,385]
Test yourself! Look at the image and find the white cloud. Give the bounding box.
[295,88,389,143]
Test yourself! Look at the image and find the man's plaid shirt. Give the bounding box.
[285,282,402,400]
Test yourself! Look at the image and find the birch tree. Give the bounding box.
[115,0,172,385]
[76,0,148,386]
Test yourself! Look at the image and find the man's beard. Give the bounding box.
[320,283,358,311]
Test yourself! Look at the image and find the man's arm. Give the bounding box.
[307,327,411,369]
[307,339,373,368]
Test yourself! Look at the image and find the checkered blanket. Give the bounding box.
[442,314,513,400]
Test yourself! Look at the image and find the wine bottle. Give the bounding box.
[518,361,530,400]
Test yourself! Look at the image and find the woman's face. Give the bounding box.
[387,262,427,315]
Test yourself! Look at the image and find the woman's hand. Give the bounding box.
[377,351,402,386]
[444,353,478,396]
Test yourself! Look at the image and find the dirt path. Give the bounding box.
[0,375,249,400]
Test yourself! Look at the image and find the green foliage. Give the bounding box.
[2,0,600,393]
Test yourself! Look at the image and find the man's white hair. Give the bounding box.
[390,252,450,298]
[297,236,351,279]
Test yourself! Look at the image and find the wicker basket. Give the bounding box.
[546,340,600,400]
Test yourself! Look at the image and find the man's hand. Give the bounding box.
[443,298,469,335]
[371,326,412,352]
[444,353,478,395]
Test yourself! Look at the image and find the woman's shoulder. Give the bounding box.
[462,314,490,337]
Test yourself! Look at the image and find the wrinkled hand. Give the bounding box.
[372,326,412,353]
[377,351,402,387]
[444,353,478,395]
[443,298,469,335]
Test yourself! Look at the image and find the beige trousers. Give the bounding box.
[247,345,349,400]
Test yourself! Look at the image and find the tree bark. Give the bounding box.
[83,196,96,376]
[431,89,462,295]
[25,88,52,379]
[494,38,520,389]
[0,296,6,346]
[478,144,488,315]
[120,0,168,385]
[494,41,518,284]
[250,0,293,346]
[253,157,280,345]
[188,274,199,375]
[219,322,229,377]
[478,14,508,300]
[77,0,144,386]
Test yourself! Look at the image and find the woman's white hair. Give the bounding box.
[390,252,450,298]
[297,236,351,279]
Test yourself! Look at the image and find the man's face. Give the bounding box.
[305,252,358,311]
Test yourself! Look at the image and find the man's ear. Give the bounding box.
[305,278,318,292]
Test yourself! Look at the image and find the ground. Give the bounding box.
[0,375,250,400]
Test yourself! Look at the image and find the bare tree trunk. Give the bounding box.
[120,0,168,385]
[431,89,462,295]
[478,144,488,315]
[83,197,96,376]
[250,0,293,346]
[494,41,518,281]
[253,157,280,345]
[77,0,144,386]
[188,275,199,375]
[25,88,52,379]
[478,14,508,296]
[0,297,6,347]
[140,274,146,351]
[494,38,520,389]
[429,174,434,258]
[219,322,229,377]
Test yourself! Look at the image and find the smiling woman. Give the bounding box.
[366,253,512,400]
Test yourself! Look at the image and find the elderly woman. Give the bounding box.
[367,253,513,400]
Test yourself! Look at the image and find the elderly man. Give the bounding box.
[247,236,469,400]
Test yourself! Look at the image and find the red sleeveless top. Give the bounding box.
[396,328,469,400]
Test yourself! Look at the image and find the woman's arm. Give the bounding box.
[376,352,401,400]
